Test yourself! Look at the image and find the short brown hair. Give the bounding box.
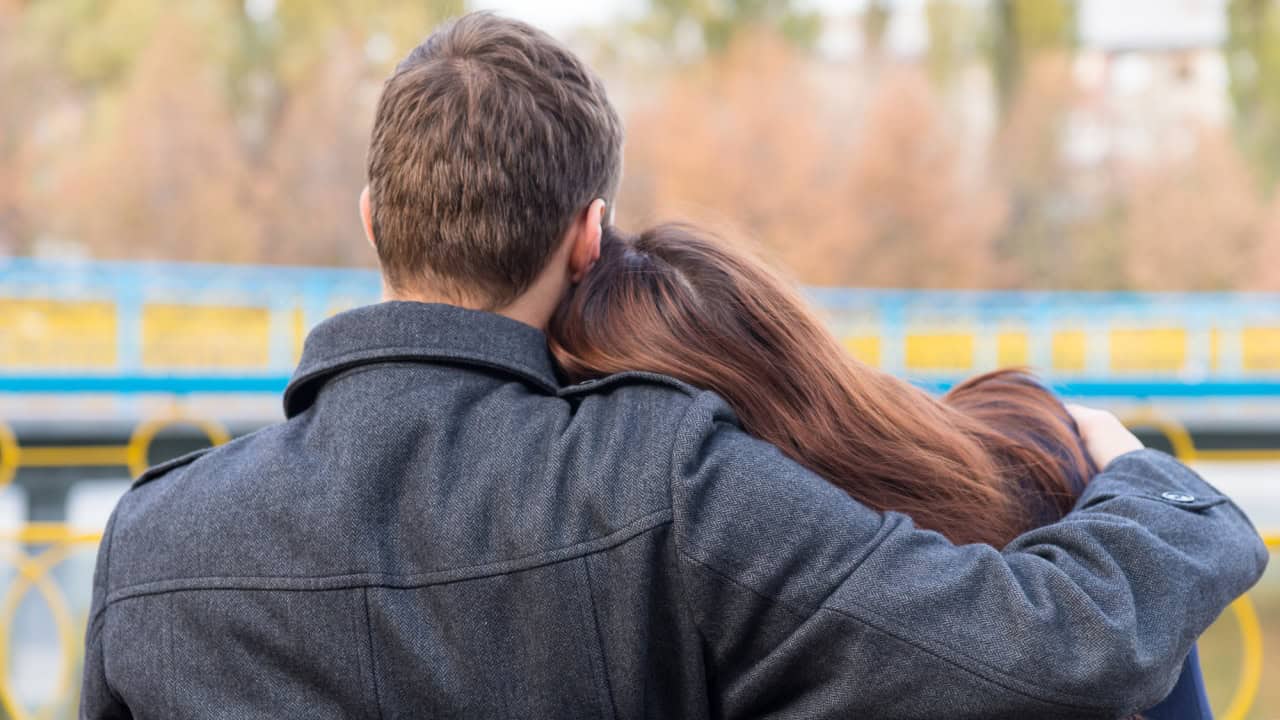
[367,12,623,308]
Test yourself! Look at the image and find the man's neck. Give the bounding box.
[384,285,557,333]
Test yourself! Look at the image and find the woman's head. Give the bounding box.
[550,224,1093,546]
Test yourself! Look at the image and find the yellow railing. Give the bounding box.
[0,415,230,720]
[0,417,231,487]
[0,524,100,720]
[12,293,1280,375]
[0,414,1276,718]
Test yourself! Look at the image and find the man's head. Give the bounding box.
[364,12,623,314]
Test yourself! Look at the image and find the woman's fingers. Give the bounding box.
[1066,403,1145,470]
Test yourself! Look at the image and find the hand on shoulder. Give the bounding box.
[1065,403,1145,470]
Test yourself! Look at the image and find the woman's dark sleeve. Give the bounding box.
[1141,644,1214,720]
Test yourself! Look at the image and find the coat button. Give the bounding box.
[1161,491,1196,503]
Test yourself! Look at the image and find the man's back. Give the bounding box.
[85,303,706,719]
[83,302,1268,720]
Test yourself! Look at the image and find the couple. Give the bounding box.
[81,12,1264,719]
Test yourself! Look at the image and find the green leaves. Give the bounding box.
[0,0,461,260]
[984,0,1075,113]
[636,0,822,56]
[1227,0,1280,187]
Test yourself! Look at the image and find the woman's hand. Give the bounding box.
[1066,403,1144,469]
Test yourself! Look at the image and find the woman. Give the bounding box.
[550,223,1211,718]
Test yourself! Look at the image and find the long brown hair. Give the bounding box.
[550,224,1096,546]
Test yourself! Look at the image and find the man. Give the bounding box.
[82,12,1265,719]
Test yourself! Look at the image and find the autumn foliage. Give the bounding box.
[4,2,1280,291]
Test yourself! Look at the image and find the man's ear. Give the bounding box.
[359,186,376,251]
[568,198,606,283]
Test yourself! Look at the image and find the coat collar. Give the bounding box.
[283,301,560,417]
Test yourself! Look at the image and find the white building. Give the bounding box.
[1066,0,1230,166]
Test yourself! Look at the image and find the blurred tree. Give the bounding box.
[55,12,263,262]
[862,0,892,58]
[232,0,461,159]
[1059,202,1130,290]
[984,0,1075,113]
[618,32,850,282]
[1123,131,1262,290]
[265,0,463,83]
[634,0,822,55]
[18,0,238,88]
[0,0,26,254]
[1,0,459,264]
[15,0,459,99]
[0,0,86,255]
[842,69,1005,288]
[258,37,377,267]
[620,33,1003,289]
[988,56,1077,287]
[1254,191,1280,290]
[248,0,459,264]
[4,0,1273,294]
[925,0,981,90]
[1226,0,1280,187]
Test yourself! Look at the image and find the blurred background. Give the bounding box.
[3,0,1280,717]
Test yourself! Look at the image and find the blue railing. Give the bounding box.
[2,257,1280,398]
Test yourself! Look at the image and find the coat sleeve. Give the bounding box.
[668,391,1268,719]
[80,509,131,720]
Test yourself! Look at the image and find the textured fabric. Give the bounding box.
[81,301,1267,719]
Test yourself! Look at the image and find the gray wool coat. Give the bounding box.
[81,301,1267,719]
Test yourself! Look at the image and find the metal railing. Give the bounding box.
[5,259,1280,399]
[1,523,99,720]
